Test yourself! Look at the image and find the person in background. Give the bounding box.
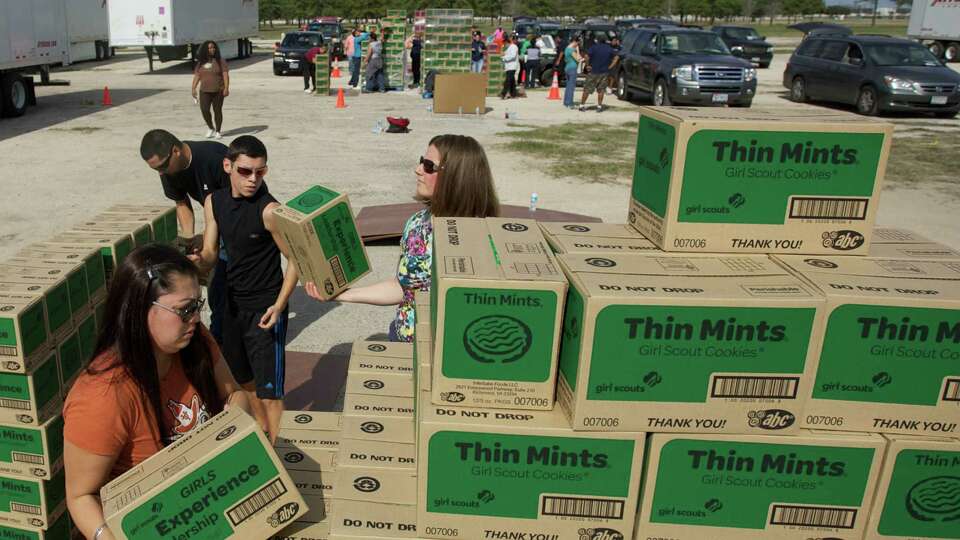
[363,32,386,93]
[191,136,298,444]
[607,36,622,95]
[63,245,249,540]
[140,129,229,344]
[499,35,519,99]
[407,31,423,88]
[344,29,356,76]
[191,41,229,139]
[348,28,370,88]
[303,43,327,93]
[303,134,500,342]
[562,36,582,109]
[579,34,618,112]
[519,34,532,86]
[525,35,541,88]
[493,27,504,48]
[471,31,485,73]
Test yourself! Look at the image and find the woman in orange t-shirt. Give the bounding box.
[63,244,249,540]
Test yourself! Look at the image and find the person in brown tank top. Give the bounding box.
[191,41,230,139]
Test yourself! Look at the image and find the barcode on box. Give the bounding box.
[12,452,43,465]
[789,198,868,220]
[770,504,857,528]
[711,376,799,399]
[10,502,41,515]
[0,398,30,410]
[330,255,346,287]
[0,346,16,356]
[541,496,624,519]
[942,379,960,402]
[227,478,287,526]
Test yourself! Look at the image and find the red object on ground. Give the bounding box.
[331,65,341,77]
[335,88,346,108]
[102,86,112,106]
[547,72,560,100]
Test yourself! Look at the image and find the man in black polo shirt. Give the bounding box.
[140,129,229,343]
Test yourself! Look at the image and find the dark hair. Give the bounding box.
[369,32,378,41]
[425,134,500,218]
[140,129,181,161]
[196,40,222,65]
[88,244,223,445]
[226,135,268,162]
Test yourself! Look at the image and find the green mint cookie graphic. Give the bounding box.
[906,476,960,522]
[463,315,532,364]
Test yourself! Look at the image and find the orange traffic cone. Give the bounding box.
[331,65,341,78]
[102,86,113,106]
[335,88,346,108]
[519,69,526,85]
[547,72,560,100]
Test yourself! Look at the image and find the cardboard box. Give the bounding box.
[637,430,886,540]
[430,217,567,410]
[274,411,341,470]
[21,245,107,303]
[102,204,178,243]
[628,107,893,254]
[70,221,152,248]
[869,241,960,260]
[353,340,412,360]
[0,511,71,540]
[433,73,486,114]
[331,468,417,538]
[93,212,176,244]
[273,186,370,300]
[417,401,645,540]
[338,439,416,471]
[775,255,960,435]
[342,394,415,444]
[2,259,90,319]
[872,228,934,244]
[55,330,81,395]
[271,517,330,540]
[0,415,63,480]
[0,468,65,529]
[539,222,661,255]
[345,359,415,399]
[0,349,61,426]
[100,408,308,540]
[43,231,135,281]
[414,292,432,392]
[865,434,960,540]
[0,271,75,342]
[0,295,49,374]
[557,253,824,433]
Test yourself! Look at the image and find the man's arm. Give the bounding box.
[175,199,195,237]
[188,196,219,272]
[260,203,299,330]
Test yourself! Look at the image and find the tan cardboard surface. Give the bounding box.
[21,245,106,303]
[539,222,661,255]
[0,470,65,529]
[0,348,61,426]
[0,295,50,373]
[338,439,416,471]
[557,252,824,433]
[332,467,416,505]
[276,445,338,473]
[271,518,331,540]
[872,228,935,244]
[868,241,960,260]
[340,415,415,445]
[329,498,417,538]
[353,340,413,360]
[287,467,335,498]
[344,370,415,398]
[433,73,486,114]
[342,394,414,419]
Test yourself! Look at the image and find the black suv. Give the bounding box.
[614,27,757,106]
[712,26,773,68]
[273,31,324,75]
[783,35,960,117]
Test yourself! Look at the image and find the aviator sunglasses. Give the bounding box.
[419,156,443,174]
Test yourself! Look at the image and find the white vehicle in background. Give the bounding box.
[908,0,960,61]
[108,0,258,71]
[0,0,70,117]
[66,0,112,62]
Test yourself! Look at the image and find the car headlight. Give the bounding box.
[731,45,743,53]
[744,68,757,82]
[884,76,921,93]
[274,52,283,57]
[765,46,774,53]
[672,65,695,81]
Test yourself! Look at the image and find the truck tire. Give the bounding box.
[946,42,960,62]
[616,72,630,101]
[928,41,945,59]
[1,74,29,117]
[652,78,671,106]
[857,85,879,116]
[539,67,554,88]
[790,76,807,102]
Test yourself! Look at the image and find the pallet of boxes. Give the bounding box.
[314,47,331,96]
[422,9,472,76]
[382,10,407,90]
[485,42,503,98]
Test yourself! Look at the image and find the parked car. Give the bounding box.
[783,34,960,117]
[788,22,852,41]
[306,19,343,59]
[580,24,619,49]
[613,27,757,106]
[556,25,586,46]
[711,25,774,68]
[273,31,324,75]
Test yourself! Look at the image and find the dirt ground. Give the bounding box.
[1,47,958,358]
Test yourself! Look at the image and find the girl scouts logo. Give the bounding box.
[367,344,387,352]
[463,315,532,364]
[563,225,591,233]
[906,476,960,522]
[501,223,529,232]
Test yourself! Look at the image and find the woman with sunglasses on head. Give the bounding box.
[62,244,249,540]
[192,40,229,139]
[305,134,500,342]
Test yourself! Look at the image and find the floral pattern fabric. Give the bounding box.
[391,209,433,342]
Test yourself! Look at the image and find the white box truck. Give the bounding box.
[0,0,70,117]
[66,0,111,62]
[108,0,257,71]
[908,0,960,62]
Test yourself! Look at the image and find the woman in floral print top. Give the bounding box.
[305,134,499,341]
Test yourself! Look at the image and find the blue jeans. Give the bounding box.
[471,59,484,73]
[349,56,362,86]
[365,69,385,92]
[564,67,577,107]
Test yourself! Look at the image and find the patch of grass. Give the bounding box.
[887,132,960,190]
[497,122,637,183]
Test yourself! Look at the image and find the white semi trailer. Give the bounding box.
[66,0,111,62]
[108,0,258,71]
[908,0,960,61]
[0,0,70,117]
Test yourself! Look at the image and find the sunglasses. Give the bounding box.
[154,148,175,174]
[419,156,443,174]
[152,297,206,323]
[235,166,268,179]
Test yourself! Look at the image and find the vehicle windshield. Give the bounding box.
[724,27,761,40]
[282,33,322,48]
[539,35,556,50]
[539,24,560,34]
[662,33,730,55]
[866,43,943,67]
[314,24,339,38]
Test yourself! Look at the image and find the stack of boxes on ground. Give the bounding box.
[422,9,472,76]
[0,204,176,539]
[382,10,407,90]
[314,47,331,96]
[484,41,503,98]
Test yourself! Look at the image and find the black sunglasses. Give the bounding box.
[154,147,175,174]
[152,297,206,323]
[419,156,443,174]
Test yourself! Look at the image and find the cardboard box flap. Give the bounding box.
[331,468,417,504]
[338,439,416,470]
[353,340,413,359]
[274,428,341,452]
[872,227,934,244]
[539,222,641,240]
[486,218,566,283]
[560,253,791,278]
[775,255,960,296]
[432,217,501,280]
[342,394,415,418]
[643,105,895,131]
[881,433,958,443]
[278,411,342,432]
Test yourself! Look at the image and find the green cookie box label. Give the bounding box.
[651,439,875,529]
[427,431,635,518]
[311,201,368,284]
[632,117,676,219]
[0,468,65,519]
[558,286,587,392]
[287,186,340,213]
[0,417,64,472]
[586,306,816,402]
[57,334,82,386]
[442,288,558,382]
[0,356,59,413]
[814,305,960,406]
[0,302,46,358]
[878,449,960,538]
[0,510,70,540]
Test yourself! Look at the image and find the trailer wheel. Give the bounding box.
[928,41,945,59]
[946,42,960,62]
[1,74,29,117]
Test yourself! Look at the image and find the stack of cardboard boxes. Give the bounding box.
[422,9,472,75]
[484,42,503,98]
[382,10,407,90]
[314,47,331,96]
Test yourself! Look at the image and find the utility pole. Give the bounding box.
[872,0,879,25]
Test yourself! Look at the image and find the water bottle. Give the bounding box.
[372,119,383,134]
[426,104,433,112]
[529,192,539,212]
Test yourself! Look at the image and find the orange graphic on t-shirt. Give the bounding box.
[166,394,210,437]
